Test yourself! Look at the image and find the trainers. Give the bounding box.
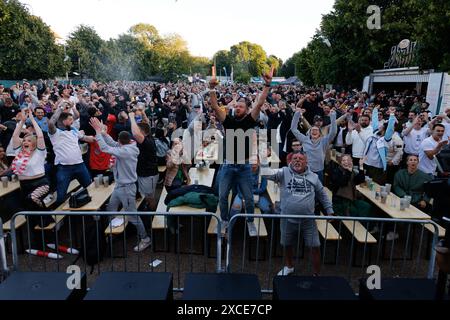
[247,221,258,237]
[277,266,294,276]
[386,232,399,241]
[221,221,229,235]
[133,237,151,252]
[369,226,379,234]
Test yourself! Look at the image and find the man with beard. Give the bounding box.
[48,103,93,205]
[262,151,334,276]
[129,112,159,211]
[209,67,273,236]
[345,114,373,166]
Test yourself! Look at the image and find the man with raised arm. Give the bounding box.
[209,67,274,236]
[48,100,93,205]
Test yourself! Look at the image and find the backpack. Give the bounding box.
[155,139,170,158]
[74,216,107,274]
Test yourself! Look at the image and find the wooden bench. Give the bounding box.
[34,180,82,232]
[2,181,82,233]
[152,187,169,230]
[104,198,145,236]
[316,218,342,241]
[424,223,446,238]
[2,215,27,232]
[323,187,376,244]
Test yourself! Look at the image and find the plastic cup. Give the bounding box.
[404,196,412,208]
[1,177,8,188]
[400,198,407,211]
[331,149,336,157]
[341,147,346,154]
[389,195,396,208]
[380,192,388,204]
[385,183,392,194]
[94,177,100,188]
[11,174,18,182]
[380,186,387,193]
[103,176,109,187]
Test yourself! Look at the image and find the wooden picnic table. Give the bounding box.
[152,168,216,229]
[0,181,20,198]
[62,182,115,211]
[356,182,445,236]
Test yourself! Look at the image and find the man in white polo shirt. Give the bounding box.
[419,124,448,177]
[345,114,372,165]
[48,104,93,205]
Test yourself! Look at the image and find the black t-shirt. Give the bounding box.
[0,105,19,122]
[137,136,159,177]
[303,99,323,125]
[222,114,257,163]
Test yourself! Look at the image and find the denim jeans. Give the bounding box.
[219,164,254,222]
[56,163,92,205]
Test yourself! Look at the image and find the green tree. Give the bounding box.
[284,0,450,87]
[0,0,66,79]
[66,25,105,80]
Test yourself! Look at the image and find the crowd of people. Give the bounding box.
[1,75,450,276]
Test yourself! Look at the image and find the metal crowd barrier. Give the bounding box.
[3,211,443,295]
[226,214,441,294]
[0,218,9,282]
[6,211,222,292]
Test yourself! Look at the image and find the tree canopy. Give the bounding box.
[280,0,450,87]
[0,0,66,79]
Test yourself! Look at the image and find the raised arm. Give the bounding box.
[371,107,379,134]
[384,109,396,141]
[301,113,311,131]
[129,112,145,144]
[290,110,308,143]
[28,107,45,150]
[250,66,274,121]
[70,102,80,120]
[324,110,337,145]
[12,110,26,149]
[260,166,283,183]
[90,118,125,157]
[47,105,63,135]
[208,79,226,123]
[402,116,418,137]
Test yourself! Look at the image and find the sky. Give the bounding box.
[20,0,335,61]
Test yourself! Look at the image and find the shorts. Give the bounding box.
[280,218,320,247]
[137,175,159,197]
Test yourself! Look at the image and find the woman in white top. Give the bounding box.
[12,107,49,209]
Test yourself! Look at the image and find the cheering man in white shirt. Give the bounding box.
[419,124,448,177]
[345,114,373,165]
[48,104,94,205]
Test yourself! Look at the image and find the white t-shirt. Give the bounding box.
[49,127,84,165]
[13,148,46,177]
[419,136,439,175]
[335,127,345,147]
[403,126,429,155]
